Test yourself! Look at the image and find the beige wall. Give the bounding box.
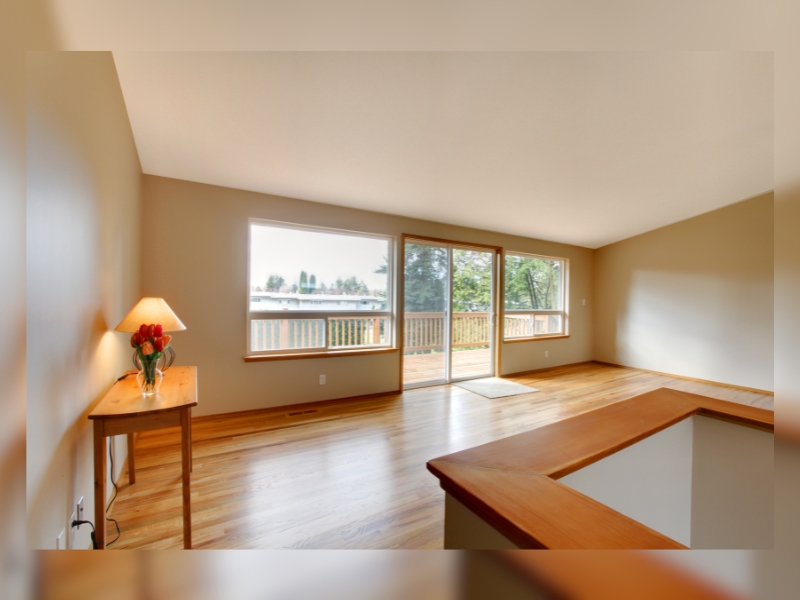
[142,175,593,417]
[26,52,141,549]
[594,192,773,391]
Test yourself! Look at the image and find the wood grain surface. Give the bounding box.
[433,462,686,549]
[427,387,773,549]
[89,366,197,418]
[104,362,772,549]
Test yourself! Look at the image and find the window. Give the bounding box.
[503,252,567,339]
[248,220,393,355]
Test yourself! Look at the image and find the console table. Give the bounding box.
[89,365,197,549]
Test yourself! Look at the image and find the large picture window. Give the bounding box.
[503,252,567,340]
[248,220,393,355]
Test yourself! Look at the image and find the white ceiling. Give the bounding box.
[113,52,772,248]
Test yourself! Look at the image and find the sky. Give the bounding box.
[250,223,390,291]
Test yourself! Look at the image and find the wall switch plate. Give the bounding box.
[56,528,65,549]
[582,299,586,305]
[545,351,549,357]
[319,374,326,385]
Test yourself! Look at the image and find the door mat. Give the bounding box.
[454,377,540,399]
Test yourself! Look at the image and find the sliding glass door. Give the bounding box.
[403,240,496,388]
[451,248,494,380]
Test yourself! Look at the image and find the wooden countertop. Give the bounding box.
[427,387,774,549]
[89,366,197,419]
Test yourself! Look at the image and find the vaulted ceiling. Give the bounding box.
[113,52,772,248]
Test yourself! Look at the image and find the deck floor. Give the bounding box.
[403,347,491,386]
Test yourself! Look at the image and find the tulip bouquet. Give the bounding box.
[130,324,172,395]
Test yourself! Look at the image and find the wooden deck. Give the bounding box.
[403,347,491,386]
[104,362,772,550]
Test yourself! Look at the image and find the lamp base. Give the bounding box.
[132,345,175,372]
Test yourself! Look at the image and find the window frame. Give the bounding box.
[502,251,569,341]
[246,218,395,357]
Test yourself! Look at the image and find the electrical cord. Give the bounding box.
[106,440,122,546]
[71,519,98,549]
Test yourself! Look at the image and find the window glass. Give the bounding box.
[250,223,389,312]
[248,221,393,354]
[504,255,563,311]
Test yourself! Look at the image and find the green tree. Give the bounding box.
[309,274,317,293]
[299,270,309,294]
[452,250,492,312]
[404,244,448,312]
[505,256,561,310]
[265,274,285,292]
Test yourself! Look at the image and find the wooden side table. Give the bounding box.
[89,366,197,549]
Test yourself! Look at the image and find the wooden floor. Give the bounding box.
[106,362,773,549]
[403,347,491,386]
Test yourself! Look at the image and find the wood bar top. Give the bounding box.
[435,462,685,549]
[495,551,745,599]
[89,366,197,419]
[427,387,774,549]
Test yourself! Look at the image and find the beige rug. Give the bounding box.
[454,377,539,399]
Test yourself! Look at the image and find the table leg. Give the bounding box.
[93,420,107,549]
[189,408,193,473]
[181,408,192,549]
[127,432,136,484]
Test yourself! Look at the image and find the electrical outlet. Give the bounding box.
[545,351,549,357]
[582,299,586,306]
[319,374,326,385]
[77,496,84,523]
[68,511,77,549]
[56,528,65,549]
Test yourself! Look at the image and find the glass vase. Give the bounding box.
[137,357,163,396]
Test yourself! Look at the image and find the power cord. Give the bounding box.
[106,440,122,546]
[69,440,123,549]
[71,519,98,549]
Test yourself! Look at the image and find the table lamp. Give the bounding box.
[115,297,186,370]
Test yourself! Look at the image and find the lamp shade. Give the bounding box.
[114,298,186,333]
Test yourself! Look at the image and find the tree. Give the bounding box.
[452,250,492,312]
[265,274,285,292]
[309,274,317,293]
[505,256,561,310]
[404,244,448,312]
[299,270,309,294]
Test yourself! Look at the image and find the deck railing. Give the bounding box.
[251,313,541,352]
[251,316,387,351]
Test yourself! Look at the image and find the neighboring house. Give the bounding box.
[250,292,385,311]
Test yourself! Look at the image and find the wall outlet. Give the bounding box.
[77,496,84,523]
[68,511,77,549]
[56,528,65,549]
[545,351,549,357]
[582,299,586,306]
[319,374,326,385]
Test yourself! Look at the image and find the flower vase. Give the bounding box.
[137,356,163,396]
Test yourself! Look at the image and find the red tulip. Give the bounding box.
[153,324,163,337]
[153,337,165,352]
[130,333,137,348]
[147,324,156,339]
[138,323,149,337]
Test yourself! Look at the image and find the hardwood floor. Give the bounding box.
[106,362,772,549]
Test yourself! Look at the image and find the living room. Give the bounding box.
[25,51,774,555]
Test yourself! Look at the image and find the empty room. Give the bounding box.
[26,51,773,555]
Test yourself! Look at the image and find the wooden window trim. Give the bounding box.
[504,334,570,344]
